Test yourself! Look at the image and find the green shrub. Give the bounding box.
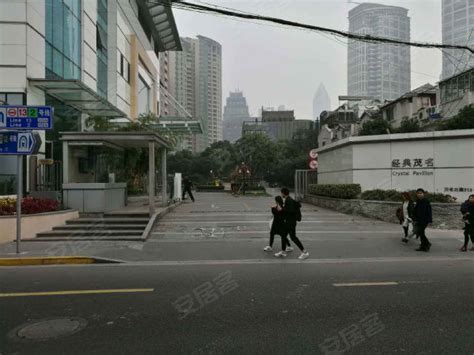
[361,189,455,203]
[308,184,361,199]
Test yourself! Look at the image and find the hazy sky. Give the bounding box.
[173,0,442,118]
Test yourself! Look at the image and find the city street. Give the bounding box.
[1,192,473,354]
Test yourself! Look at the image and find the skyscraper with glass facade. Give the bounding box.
[347,3,411,102]
[0,0,181,195]
[441,0,474,79]
[223,91,250,143]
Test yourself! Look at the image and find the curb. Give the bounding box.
[0,256,121,266]
[142,201,182,241]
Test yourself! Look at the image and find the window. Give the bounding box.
[45,0,81,80]
[137,75,150,114]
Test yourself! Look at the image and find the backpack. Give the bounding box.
[295,201,302,222]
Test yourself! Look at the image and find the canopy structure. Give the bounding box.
[29,79,127,118]
[61,131,170,215]
[152,116,203,134]
[135,0,182,52]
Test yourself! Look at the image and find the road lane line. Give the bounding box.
[333,282,399,287]
[0,288,155,298]
[152,230,399,235]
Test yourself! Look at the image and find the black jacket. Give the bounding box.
[282,196,299,225]
[270,207,287,236]
[460,200,474,224]
[183,178,193,190]
[413,198,433,225]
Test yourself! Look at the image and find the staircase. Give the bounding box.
[34,213,150,241]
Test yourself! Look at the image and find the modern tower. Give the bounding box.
[223,91,250,143]
[441,0,474,79]
[348,3,411,102]
[313,83,331,119]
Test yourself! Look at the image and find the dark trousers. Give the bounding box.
[286,223,305,251]
[182,187,194,202]
[463,224,474,247]
[269,232,290,249]
[416,223,430,248]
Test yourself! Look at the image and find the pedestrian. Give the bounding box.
[264,196,292,253]
[413,188,432,252]
[277,187,309,260]
[459,194,474,252]
[399,192,416,243]
[182,176,195,202]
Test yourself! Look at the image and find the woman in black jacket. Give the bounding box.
[264,196,291,254]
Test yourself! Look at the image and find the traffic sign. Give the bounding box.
[309,149,318,160]
[0,131,42,155]
[309,160,318,170]
[0,105,53,130]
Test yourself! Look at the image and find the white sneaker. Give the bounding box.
[285,246,294,252]
[298,252,309,260]
[263,246,273,252]
[274,251,287,257]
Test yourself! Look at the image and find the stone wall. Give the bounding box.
[304,195,463,230]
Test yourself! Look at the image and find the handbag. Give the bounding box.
[269,217,273,230]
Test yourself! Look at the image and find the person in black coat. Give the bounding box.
[413,188,433,252]
[182,176,195,202]
[460,194,474,251]
[279,187,309,260]
[264,196,291,253]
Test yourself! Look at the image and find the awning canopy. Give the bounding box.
[136,0,182,52]
[152,116,203,134]
[60,131,172,150]
[29,79,127,118]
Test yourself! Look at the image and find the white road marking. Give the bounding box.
[152,230,399,236]
[333,282,399,287]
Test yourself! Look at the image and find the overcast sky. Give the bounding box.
[173,0,442,118]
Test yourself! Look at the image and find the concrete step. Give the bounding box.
[103,213,149,218]
[36,229,144,237]
[66,218,149,225]
[26,236,143,242]
[56,224,147,230]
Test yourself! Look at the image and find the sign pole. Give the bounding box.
[16,155,22,254]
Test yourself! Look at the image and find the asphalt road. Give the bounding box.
[1,192,473,354]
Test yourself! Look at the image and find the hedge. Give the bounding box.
[308,184,361,199]
[361,189,455,203]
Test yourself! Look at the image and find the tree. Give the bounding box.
[395,118,421,133]
[438,105,474,130]
[234,134,277,178]
[359,119,392,136]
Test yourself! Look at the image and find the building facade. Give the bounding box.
[441,0,474,80]
[379,84,437,128]
[223,91,250,143]
[439,66,474,118]
[313,83,331,120]
[242,110,313,142]
[348,3,411,102]
[0,0,181,194]
[160,35,222,152]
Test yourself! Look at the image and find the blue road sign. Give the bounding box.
[0,105,53,130]
[0,131,42,155]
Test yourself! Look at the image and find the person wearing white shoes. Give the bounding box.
[280,187,309,260]
[264,196,291,253]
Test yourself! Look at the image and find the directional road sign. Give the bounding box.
[0,105,53,130]
[0,131,42,155]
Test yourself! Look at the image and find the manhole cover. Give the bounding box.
[9,317,87,341]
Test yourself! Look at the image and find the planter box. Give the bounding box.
[304,194,463,230]
[0,209,79,244]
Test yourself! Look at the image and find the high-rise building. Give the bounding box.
[161,35,222,152]
[223,91,250,142]
[347,3,411,102]
[313,83,331,119]
[441,0,474,79]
